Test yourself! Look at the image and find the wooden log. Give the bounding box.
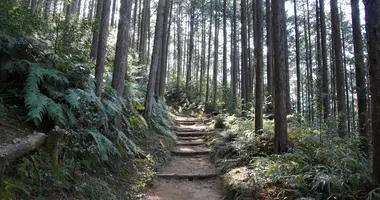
[0,132,47,179]
[0,132,47,162]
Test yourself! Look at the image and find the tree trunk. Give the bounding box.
[363,0,380,182]
[111,0,117,27]
[351,0,368,155]
[266,0,273,108]
[320,0,329,122]
[139,0,151,65]
[31,0,38,14]
[294,0,301,115]
[222,0,227,102]
[232,0,237,110]
[206,0,213,103]
[44,0,52,21]
[158,0,172,97]
[213,0,219,108]
[144,0,166,119]
[272,0,288,153]
[95,0,111,97]
[200,0,206,101]
[77,0,82,16]
[331,0,347,137]
[255,0,264,132]
[63,2,72,47]
[89,0,96,20]
[111,0,132,97]
[241,0,249,108]
[186,2,195,91]
[176,2,182,97]
[90,0,104,59]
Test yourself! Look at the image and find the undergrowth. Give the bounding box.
[208,115,379,200]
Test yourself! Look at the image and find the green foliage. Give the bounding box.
[210,116,378,199]
[0,1,42,36]
[86,129,120,162]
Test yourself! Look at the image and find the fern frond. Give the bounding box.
[25,91,48,126]
[114,128,138,156]
[65,89,80,108]
[46,99,66,126]
[87,129,120,161]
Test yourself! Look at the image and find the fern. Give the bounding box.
[86,129,120,162]
[114,128,139,156]
[23,63,74,127]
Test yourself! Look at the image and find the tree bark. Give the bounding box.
[222,0,227,102]
[112,0,132,97]
[44,0,52,21]
[363,0,380,182]
[266,0,273,107]
[31,0,38,14]
[176,2,182,97]
[241,0,249,108]
[90,0,104,59]
[139,0,151,65]
[95,0,111,97]
[186,2,195,91]
[206,0,213,103]
[144,0,166,119]
[111,0,117,27]
[158,0,172,97]
[320,0,329,122]
[294,0,301,115]
[232,0,237,110]
[200,0,206,101]
[331,0,347,137]
[351,0,368,155]
[213,0,219,108]
[272,0,288,153]
[255,0,264,132]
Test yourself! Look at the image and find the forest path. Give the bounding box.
[141,114,223,200]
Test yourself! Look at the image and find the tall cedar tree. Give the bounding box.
[176,2,182,96]
[222,0,227,101]
[241,0,249,107]
[266,0,273,103]
[94,0,111,97]
[112,0,133,97]
[351,0,368,155]
[294,0,301,115]
[363,0,380,182]
[90,0,104,59]
[213,0,219,107]
[200,0,206,101]
[232,0,237,109]
[139,0,151,65]
[206,0,213,103]
[144,0,166,119]
[255,0,264,132]
[158,0,172,97]
[331,0,347,137]
[186,2,195,90]
[320,0,329,122]
[272,0,288,153]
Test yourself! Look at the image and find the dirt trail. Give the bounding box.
[141,115,223,200]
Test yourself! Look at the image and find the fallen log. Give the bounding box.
[0,132,47,179]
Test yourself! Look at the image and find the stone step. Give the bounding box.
[176,131,214,137]
[176,141,205,146]
[173,127,208,132]
[177,136,204,141]
[157,173,217,180]
[171,150,211,156]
